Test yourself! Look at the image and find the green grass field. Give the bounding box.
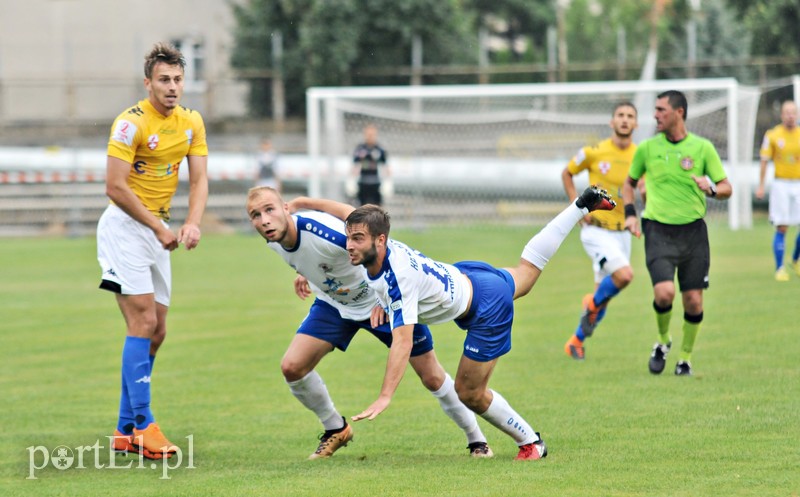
[1,219,798,496]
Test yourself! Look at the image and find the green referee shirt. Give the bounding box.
[629,133,726,225]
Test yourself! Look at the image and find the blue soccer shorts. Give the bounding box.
[453,261,516,362]
[297,298,434,357]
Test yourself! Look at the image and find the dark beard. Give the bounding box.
[359,242,379,267]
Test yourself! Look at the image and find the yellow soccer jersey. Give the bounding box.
[107,99,208,221]
[567,138,636,230]
[760,124,800,180]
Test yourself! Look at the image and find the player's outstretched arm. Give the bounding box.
[352,324,414,422]
[287,196,355,221]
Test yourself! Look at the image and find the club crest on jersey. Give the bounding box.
[680,156,695,170]
[147,134,159,150]
[599,161,611,174]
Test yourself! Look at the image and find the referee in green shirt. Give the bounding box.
[622,90,732,376]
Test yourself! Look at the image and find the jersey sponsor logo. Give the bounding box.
[390,300,402,311]
[147,134,159,150]
[351,284,370,303]
[133,161,146,174]
[599,161,611,174]
[680,156,695,170]
[111,120,136,146]
[185,129,194,146]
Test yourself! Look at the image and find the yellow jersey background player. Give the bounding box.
[561,102,638,360]
[756,100,800,281]
[96,42,208,459]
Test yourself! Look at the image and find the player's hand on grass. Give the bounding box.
[178,223,201,250]
[294,275,311,300]
[352,396,391,422]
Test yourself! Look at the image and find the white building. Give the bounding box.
[0,0,249,124]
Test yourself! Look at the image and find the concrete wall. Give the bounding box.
[0,0,249,123]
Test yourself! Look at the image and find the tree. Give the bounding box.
[727,0,800,58]
[465,0,554,63]
[661,0,751,80]
[562,0,655,78]
[231,0,475,117]
[231,0,308,117]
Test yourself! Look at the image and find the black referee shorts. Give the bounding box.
[642,218,710,291]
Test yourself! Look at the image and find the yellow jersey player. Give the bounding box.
[756,100,800,281]
[96,42,208,459]
[561,102,638,360]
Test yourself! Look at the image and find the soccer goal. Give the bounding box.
[306,78,761,230]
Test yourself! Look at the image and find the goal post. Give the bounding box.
[307,78,760,230]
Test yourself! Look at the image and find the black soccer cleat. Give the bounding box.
[576,186,616,212]
[467,441,494,458]
[648,341,672,375]
[674,360,693,376]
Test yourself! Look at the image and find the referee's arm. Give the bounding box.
[622,176,640,238]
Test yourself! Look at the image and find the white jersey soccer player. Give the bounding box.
[366,239,471,329]
[268,210,374,320]
[291,185,616,460]
[247,187,493,459]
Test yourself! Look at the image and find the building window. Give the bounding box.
[171,37,206,92]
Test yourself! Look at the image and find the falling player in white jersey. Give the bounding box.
[246,187,493,459]
[291,186,615,460]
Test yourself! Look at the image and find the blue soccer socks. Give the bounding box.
[121,336,155,430]
[593,275,621,307]
[118,351,156,434]
[773,231,786,270]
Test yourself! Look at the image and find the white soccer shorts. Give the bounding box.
[579,224,632,283]
[768,179,800,226]
[96,204,172,305]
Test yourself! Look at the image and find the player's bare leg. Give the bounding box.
[454,356,546,460]
[282,334,352,459]
[409,351,492,457]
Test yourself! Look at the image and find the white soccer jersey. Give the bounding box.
[268,211,374,320]
[369,239,470,329]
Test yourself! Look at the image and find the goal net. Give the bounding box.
[306,79,761,230]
